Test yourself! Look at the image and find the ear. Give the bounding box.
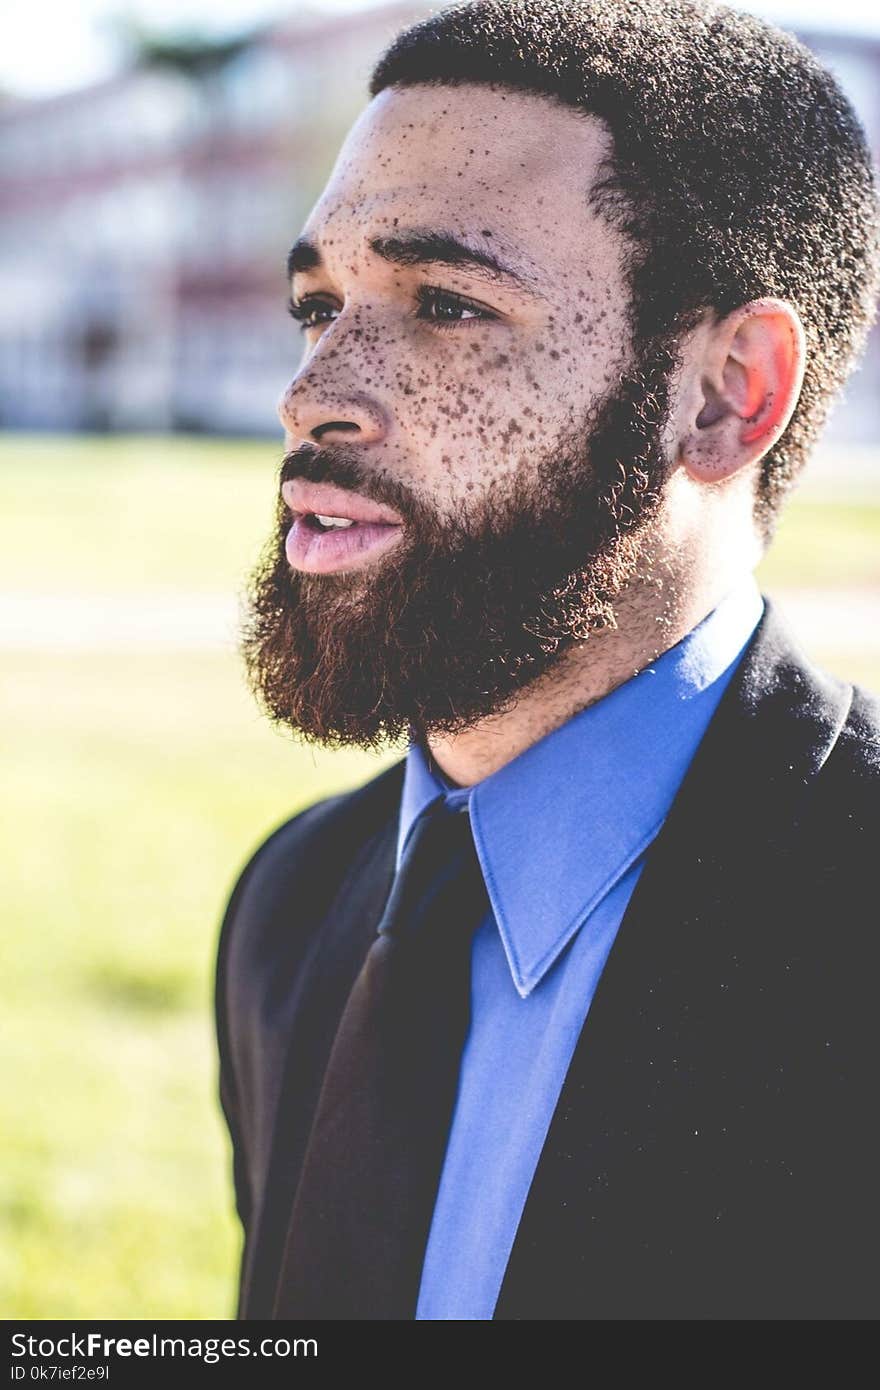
[679,298,806,484]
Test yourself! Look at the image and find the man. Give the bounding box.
[215,0,880,1320]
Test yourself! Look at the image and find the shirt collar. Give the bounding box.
[397,575,764,998]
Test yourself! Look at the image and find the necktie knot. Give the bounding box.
[377,799,486,947]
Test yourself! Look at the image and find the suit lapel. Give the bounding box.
[494,602,852,1318]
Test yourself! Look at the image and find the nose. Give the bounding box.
[277,362,389,447]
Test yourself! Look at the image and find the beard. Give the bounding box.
[239,339,677,754]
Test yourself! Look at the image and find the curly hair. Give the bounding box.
[370,0,880,540]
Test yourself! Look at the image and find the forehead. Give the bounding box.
[299,83,622,286]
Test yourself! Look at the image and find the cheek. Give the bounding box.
[393,340,571,476]
[547,298,626,384]
[351,307,623,489]
[405,346,534,461]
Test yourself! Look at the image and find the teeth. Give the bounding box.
[314,514,356,529]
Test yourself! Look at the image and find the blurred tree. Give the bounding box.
[114,19,252,81]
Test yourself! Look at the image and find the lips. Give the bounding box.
[285,512,405,573]
[282,479,403,527]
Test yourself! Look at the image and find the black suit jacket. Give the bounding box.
[215,601,879,1320]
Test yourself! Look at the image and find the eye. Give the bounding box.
[286,286,497,334]
[287,295,338,331]
[415,285,495,328]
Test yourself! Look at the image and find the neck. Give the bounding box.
[423,572,744,787]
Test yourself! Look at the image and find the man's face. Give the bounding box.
[242,83,676,750]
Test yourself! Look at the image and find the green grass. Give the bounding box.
[2,432,878,1318]
[0,433,278,594]
[757,498,880,590]
[1,645,398,1318]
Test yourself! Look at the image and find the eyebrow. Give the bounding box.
[286,227,543,298]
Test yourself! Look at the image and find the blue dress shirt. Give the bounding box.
[397,576,765,1320]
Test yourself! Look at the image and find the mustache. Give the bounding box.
[280,444,357,489]
[278,443,434,532]
[279,445,392,505]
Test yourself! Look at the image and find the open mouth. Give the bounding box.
[311,514,356,531]
[286,512,404,573]
[295,512,399,532]
[302,513,355,531]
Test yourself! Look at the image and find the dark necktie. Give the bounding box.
[272,797,491,1319]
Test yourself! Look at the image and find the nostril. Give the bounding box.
[311,420,361,442]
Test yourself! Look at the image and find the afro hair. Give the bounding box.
[370,0,880,538]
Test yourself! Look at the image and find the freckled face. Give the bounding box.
[241,83,676,749]
[279,83,632,518]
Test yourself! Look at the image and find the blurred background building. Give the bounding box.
[0,1,877,439]
[0,2,423,435]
